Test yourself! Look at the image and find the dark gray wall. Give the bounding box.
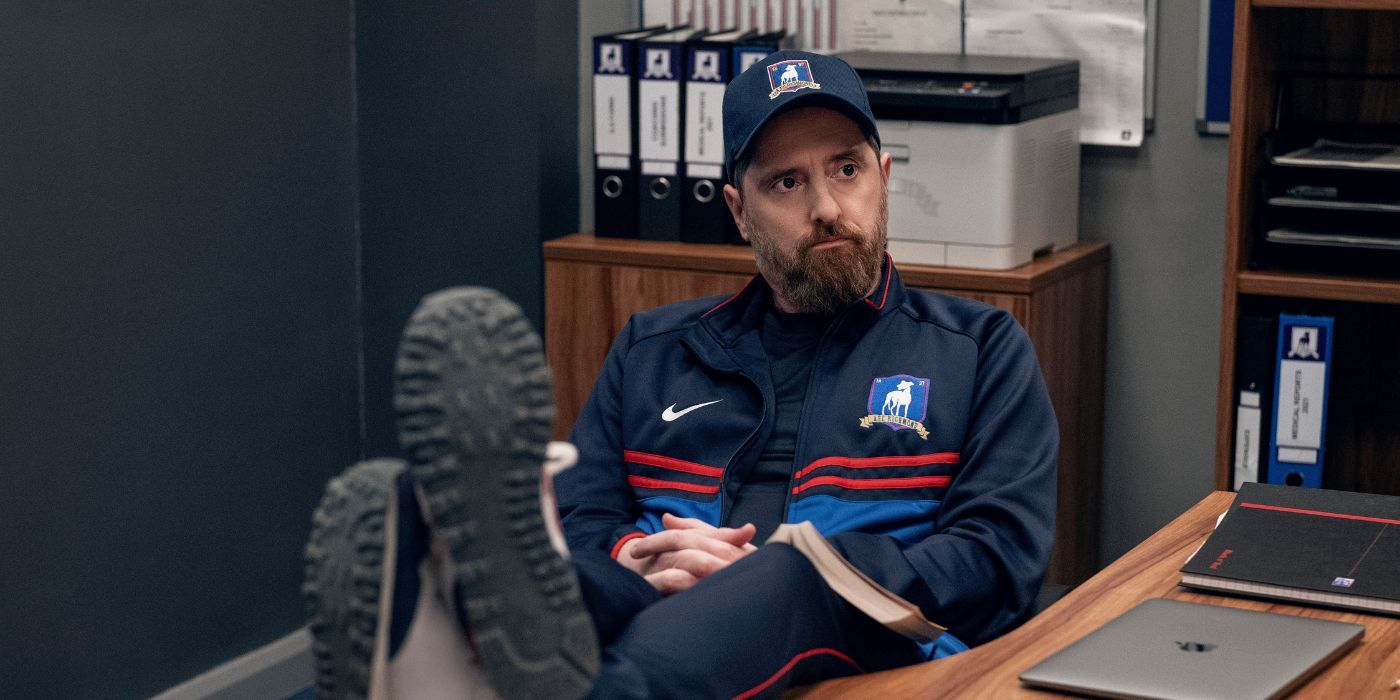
[1087,0,1227,564]
[358,0,579,456]
[0,2,360,698]
[0,2,581,695]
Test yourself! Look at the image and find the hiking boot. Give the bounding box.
[304,459,497,699]
[393,287,598,700]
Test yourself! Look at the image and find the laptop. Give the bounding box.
[1019,598,1363,700]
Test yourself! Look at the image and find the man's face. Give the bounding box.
[723,106,892,314]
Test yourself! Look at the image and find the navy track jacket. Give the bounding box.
[555,255,1058,647]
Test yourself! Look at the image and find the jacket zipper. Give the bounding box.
[780,312,851,523]
[719,368,767,525]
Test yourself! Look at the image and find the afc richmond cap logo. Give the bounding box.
[767,59,820,99]
[859,374,930,440]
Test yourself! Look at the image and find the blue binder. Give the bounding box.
[636,26,696,241]
[592,26,666,238]
[681,28,747,244]
[1266,314,1335,488]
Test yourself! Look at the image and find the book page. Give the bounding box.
[769,521,947,642]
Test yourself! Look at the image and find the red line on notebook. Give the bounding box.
[1240,502,1400,527]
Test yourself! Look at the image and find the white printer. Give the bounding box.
[838,51,1081,270]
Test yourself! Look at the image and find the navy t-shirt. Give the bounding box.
[725,306,833,540]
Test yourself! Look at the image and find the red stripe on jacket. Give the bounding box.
[627,475,721,494]
[624,450,724,478]
[792,452,960,481]
[791,475,952,495]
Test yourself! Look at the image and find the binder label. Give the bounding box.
[685,82,726,164]
[1275,325,1328,450]
[1233,394,1260,489]
[597,155,629,170]
[687,163,723,179]
[641,160,677,176]
[594,74,631,156]
[639,79,680,162]
[1278,447,1319,464]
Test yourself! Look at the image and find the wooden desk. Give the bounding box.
[544,234,1108,586]
[794,490,1400,699]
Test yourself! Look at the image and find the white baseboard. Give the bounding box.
[151,627,312,700]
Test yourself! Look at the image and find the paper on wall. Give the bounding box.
[642,0,676,26]
[966,0,1146,146]
[837,0,962,54]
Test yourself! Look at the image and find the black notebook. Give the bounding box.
[1180,482,1400,615]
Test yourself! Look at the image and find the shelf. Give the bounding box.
[1219,0,1400,491]
[1237,269,1400,304]
[1254,0,1400,9]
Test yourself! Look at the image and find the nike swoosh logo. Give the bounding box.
[662,400,723,422]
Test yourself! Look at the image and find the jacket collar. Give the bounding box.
[686,253,905,367]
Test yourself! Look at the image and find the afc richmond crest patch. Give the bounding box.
[767,59,821,99]
[859,374,930,440]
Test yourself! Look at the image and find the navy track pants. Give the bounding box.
[570,544,926,699]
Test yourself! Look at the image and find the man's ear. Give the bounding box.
[722,183,750,242]
[879,151,892,184]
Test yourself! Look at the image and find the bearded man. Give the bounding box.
[305,50,1057,700]
[547,49,1059,696]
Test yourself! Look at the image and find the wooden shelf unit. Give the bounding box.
[544,233,1109,586]
[1237,270,1400,304]
[1214,1,1400,492]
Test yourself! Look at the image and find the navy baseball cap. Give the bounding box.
[723,50,879,184]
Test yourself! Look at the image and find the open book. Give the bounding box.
[768,521,946,642]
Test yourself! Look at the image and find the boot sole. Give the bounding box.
[393,287,597,700]
[303,458,406,700]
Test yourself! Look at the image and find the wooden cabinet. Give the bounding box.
[544,233,1108,585]
[1213,1,1400,496]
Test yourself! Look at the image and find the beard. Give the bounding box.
[745,187,889,315]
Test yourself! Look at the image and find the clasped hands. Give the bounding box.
[616,513,758,594]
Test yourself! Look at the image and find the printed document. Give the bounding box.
[837,0,962,54]
[966,0,1146,146]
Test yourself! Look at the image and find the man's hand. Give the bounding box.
[618,514,758,594]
